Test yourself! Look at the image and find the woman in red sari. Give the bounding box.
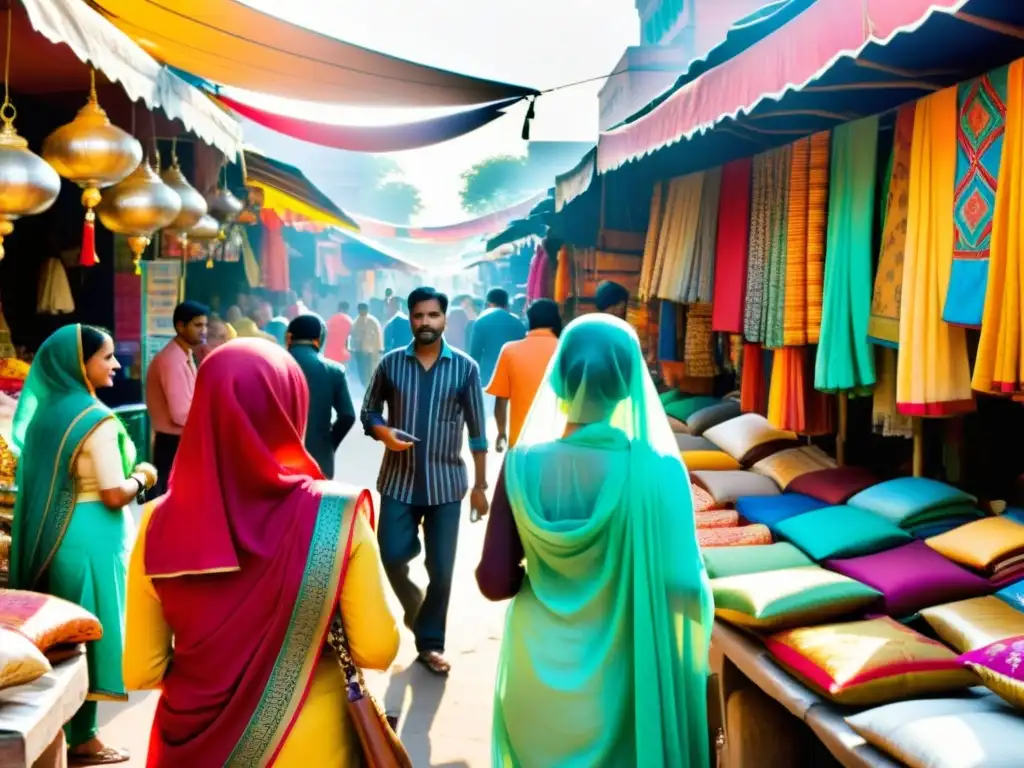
[123,339,399,766]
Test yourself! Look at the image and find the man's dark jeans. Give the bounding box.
[377,496,461,654]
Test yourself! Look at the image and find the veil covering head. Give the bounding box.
[501,314,713,766]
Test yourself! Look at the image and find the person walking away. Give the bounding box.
[196,314,236,365]
[444,294,475,351]
[469,288,525,416]
[361,286,489,676]
[325,301,353,364]
[146,301,207,497]
[286,314,356,479]
[465,297,485,350]
[349,302,382,386]
[123,341,400,767]
[383,296,413,352]
[486,299,561,452]
[476,315,714,766]
[265,304,289,346]
[595,279,630,320]
[10,325,158,765]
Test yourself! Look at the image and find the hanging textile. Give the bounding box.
[260,210,290,292]
[897,87,975,416]
[944,64,1009,328]
[653,173,704,301]
[740,342,768,415]
[554,246,571,304]
[677,167,721,304]
[639,182,665,301]
[683,304,716,378]
[761,145,792,349]
[973,60,1024,397]
[873,347,913,438]
[815,116,879,394]
[768,347,833,436]
[658,301,680,362]
[782,132,830,347]
[37,259,74,315]
[712,158,752,333]
[869,105,916,347]
[744,149,788,342]
[526,244,551,303]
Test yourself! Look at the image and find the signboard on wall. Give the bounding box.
[140,260,182,388]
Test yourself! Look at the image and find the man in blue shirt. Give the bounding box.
[469,288,526,415]
[361,286,489,676]
[383,296,413,352]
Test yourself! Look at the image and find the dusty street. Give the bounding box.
[101,394,507,767]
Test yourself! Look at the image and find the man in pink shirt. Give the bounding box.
[146,300,208,496]
[324,301,353,364]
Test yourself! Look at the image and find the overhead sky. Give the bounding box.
[236,0,639,223]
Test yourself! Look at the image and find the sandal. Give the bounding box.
[69,746,130,766]
[416,651,451,677]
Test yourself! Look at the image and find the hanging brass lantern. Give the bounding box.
[96,158,181,275]
[0,105,60,260]
[161,160,207,235]
[42,71,142,266]
[206,186,243,225]
[188,213,220,241]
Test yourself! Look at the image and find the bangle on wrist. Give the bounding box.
[473,484,488,492]
[131,475,145,495]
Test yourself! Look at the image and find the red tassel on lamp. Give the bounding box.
[80,210,97,267]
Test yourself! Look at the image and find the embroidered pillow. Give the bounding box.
[824,540,993,618]
[702,543,812,580]
[0,590,102,653]
[775,505,911,561]
[711,565,878,631]
[765,617,977,706]
[960,636,1024,709]
[691,470,780,506]
[695,509,740,530]
[921,596,1024,653]
[751,446,837,491]
[734,493,827,530]
[703,413,800,466]
[0,628,51,690]
[787,466,881,505]
[698,525,772,548]
[682,451,742,472]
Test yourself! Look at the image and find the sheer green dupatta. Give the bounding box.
[9,324,136,589]
[504,315,714,767]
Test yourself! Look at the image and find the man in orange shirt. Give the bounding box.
[486,299,562,451]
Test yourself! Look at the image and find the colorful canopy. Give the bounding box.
[597,0,1012,173]
[89,0,537,107]
[18,0,242,157]
[331,229,422,273]
[245,151,358,232]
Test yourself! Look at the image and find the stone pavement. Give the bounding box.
[100,395,507,767]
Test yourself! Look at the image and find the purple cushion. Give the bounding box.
[824,540,993,618]
[788,466,881,506]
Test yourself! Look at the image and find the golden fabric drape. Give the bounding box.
[767,347,834,436]
[653,173,704,301]
[896,87,975,416]
[639,183,665,301]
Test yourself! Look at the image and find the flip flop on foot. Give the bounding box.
[69,746,130,766]
[416,651,451,677]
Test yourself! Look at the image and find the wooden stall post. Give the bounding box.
[912,417,925,477]
[836,393,848,466]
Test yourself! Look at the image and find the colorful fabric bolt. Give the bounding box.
[639,182,665,301]
[767,347,833,436]
[761,146,792,349]
[684,304,716,378]
[712,158,752,333]
[679,166,721,304]
[744,152,772,342]
[815,116,878,394]
[897,87,975,416]
[944,64,1009,328]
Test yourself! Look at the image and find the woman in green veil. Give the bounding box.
[9,325,157,765]
[476,314,714,767]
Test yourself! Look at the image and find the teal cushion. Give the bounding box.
[702,543,813,579]
[659,389,687,405]
[665,396,721,423]
[847,477,978,528]
[775,505,912,561]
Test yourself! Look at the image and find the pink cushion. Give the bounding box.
[825,540,993,617]
[788,466,881,506]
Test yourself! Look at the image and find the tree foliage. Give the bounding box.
[366,179,424,223]
[459,155,534,215]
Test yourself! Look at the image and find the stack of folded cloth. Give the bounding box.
[846,477,985,538]
[926,516,1024,588]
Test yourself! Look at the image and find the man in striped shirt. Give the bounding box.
[361,286,489,676]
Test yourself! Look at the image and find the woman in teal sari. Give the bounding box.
[9,324,157,765]
[476,314,714,767]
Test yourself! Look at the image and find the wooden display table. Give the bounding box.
[710,621,903,768]
[0,654,88,768]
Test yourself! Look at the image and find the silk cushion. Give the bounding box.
[0,628,51,690]
[734,493,827,529]
[710,565,880,631]
[702,543,813,580]
[848,477,978,528]
[927,516,1024,576]
[825,540,993,618]
[665,396,721,423]
[682,451,742,472]
[703,413,800,466]
[695,509,740,529]
[921,596,1024,652]
[995,579,1024,611]
[847,694,1024,768]
[960,636,1024,709]
[675,434,716,452]
[686,400,742,436]
[775,505,911,561]
[667,416,690,434]
[0,589,102,653]
[751,446,837,491]
[691,470,780,506]
[698,525,772,548]
[765,617,977,706]
[786,466,881,505]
